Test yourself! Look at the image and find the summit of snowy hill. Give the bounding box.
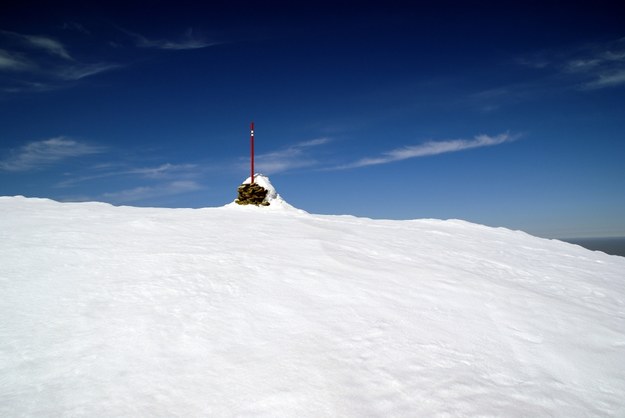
[1,196,625,417]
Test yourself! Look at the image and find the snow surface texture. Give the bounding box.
[1,182,625,417]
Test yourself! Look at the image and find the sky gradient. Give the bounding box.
[1,1,624,238]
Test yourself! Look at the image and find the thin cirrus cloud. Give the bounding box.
[336,133,517,169]
[0,30,73,60]
[566,40,625,90]
[1,25,218,93]
[0,30,119,92]
[0,49,33,71]
[582,69,625,90]
[127,163,199,178]
[18,34,73,60]
[101,180,203,203]
[479,37,625,109]
[56,163,200,188]
[0,137,104,172]
[56,62,121,81]
[121,27,220,50]
[252,137,331,174]
[519,37,625,90]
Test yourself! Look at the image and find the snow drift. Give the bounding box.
[1,183,624,417]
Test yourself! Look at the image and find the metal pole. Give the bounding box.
[250,121,254,184]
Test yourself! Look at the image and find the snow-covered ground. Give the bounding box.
[2,177,625,417]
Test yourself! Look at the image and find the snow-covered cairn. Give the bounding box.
[235,182,270,206]
[234,174,293,208]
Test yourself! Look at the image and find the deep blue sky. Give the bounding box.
[1,1,624,238]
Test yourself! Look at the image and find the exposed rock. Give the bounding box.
[235,182,270,206]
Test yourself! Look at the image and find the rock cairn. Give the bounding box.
[235,182,270,206]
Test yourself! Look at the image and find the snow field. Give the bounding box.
[1,190,624,417]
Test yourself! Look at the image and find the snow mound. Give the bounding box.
[1,196,625,417]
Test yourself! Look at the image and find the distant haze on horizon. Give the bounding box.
[1,1,624,239]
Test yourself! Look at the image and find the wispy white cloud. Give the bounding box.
[56,62,121,80]
[565,49,625,74]
[1,61,120,92]
[57,163,200,187]
[1,24,220,94]
[518,37,625,90]
[336,133,517,169]
[60,22,90,35]
[251,137,330,174]
[566,41,625,90]
[102,180,202,203]
[0,49,33,71]
[127,163,199,178]
[1,30,73,60]
[298,137,331,147]
[0,137,104,171]
[122,27,220,50]
[581,69,625,90]
[474,37,625,111]
[22,34,73,60]
[2,80,58,93]
[468,84,540,113]
[565,58,602,72]
[515,56,550,69]
[0,30,120,92]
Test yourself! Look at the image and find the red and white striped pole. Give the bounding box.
[250,121,255,184]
